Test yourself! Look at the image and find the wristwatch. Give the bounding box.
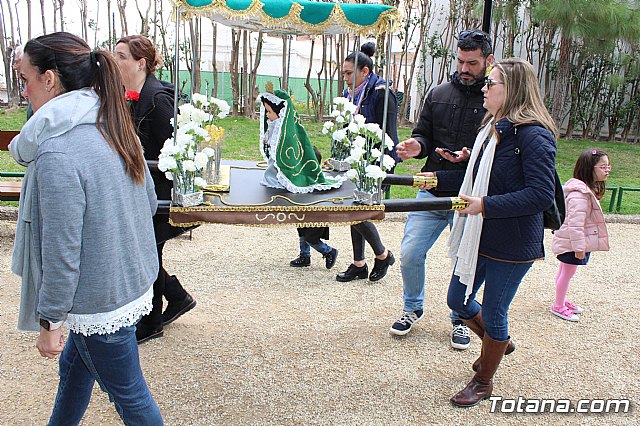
[39,318,63,331]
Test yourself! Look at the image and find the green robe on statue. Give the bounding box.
[258,90,343,193]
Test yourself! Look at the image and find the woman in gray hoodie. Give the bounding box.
[11,32,163,425]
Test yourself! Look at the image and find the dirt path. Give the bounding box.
[0,219,638,425]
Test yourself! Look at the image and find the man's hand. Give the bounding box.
[435,147,471,163]
[36,328,65,359]
[458,194,483,215]
[396,138,422,160]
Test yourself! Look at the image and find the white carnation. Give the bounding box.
[354,114,366,126]
[347,122,360,134]
[365,164,386,179]
[194,152,208,169]
[381,154,396,170]
[194,177,207,188]
[345,168,359,180]
[353,136,366,150]
[182,160,196,172]
[165,172,174,181]
[335,115,345,124]
[158,156,177,172]
[202,147,216,158]
[370,148,383,159]
[332,129,347,141]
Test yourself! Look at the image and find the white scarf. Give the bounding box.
[447,120,497,304]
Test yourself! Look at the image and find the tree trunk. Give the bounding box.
[211,22,218,98]
[135,0,151,36]
[26,0,32,39]
[229,29,241,115]
[52,0,58,32]
[117,0,128,38]
[59,0,65,32]
[248,32,263,119]
[242,30,249,116]
[304,37,319,120]
[188,17,201,94]
[80,0,89,41]
[551,33,572,128]
[0,1,16,107]
[39,0,46,34]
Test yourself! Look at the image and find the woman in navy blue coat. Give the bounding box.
[335,43,399,283]
[442,58,557,407]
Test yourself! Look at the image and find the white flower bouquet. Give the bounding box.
[323,97,358,164]
[158,93,230,206]
[343,118,396,204]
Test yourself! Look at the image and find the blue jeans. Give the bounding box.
[48,326,163,426]
[400,190,460,324]
[447,256,533,341]
[299,237,331,256]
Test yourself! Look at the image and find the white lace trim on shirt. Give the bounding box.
[64,285,153,336]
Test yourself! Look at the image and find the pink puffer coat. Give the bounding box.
[552,178,609,255]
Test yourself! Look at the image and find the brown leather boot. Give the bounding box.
[462,312,515,372]
[450,334,510,407]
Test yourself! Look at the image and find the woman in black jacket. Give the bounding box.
[115,35,196,343]
[335,43,398,283]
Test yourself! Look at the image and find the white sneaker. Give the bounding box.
[450,323,471,350]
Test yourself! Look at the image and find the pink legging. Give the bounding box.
[554,262,578,309]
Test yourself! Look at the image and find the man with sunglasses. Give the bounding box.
[391,30,494,350]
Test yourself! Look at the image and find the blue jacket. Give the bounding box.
[343,73,399,162]
[441,119,557,261]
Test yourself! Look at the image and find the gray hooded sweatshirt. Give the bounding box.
[10,89,158,333]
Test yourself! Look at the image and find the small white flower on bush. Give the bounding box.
[191,93,209,108]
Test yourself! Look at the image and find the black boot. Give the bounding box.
[336,263,368,282]
[137,274,164,344]
[290,255,311,267]
[162,275,196,326]
[323,248,338,269]
[369,251,396,282]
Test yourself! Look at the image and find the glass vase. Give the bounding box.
[205,143,223,185]
[353,177,382,205]
[172,172,203,207]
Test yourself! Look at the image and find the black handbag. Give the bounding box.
[544,170,566,231]
[514,127,566,231]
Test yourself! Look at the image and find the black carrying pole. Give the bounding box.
[482,0,493,34]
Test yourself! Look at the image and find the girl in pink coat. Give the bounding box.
[551,149,610,321]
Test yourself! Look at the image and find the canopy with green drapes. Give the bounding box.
[174,0,400,35]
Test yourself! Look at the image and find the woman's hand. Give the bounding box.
[36,328,65,359]
[575,251,585,260]
[458,194,483,215]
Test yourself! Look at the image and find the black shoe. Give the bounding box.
[369,251,396,282]
[323,248,338,269]
[161,294,196,326]
[336,263,368,282]
[136,324,164,344]
[290,255,311,267]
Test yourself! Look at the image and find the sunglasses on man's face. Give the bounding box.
[459,30,489,43]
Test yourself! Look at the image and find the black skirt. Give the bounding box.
[557,251,591,265]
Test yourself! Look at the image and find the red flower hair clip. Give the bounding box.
[125,90,140,102]
[591,149,597,155]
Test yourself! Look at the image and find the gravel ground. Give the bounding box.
[0,217,638,425]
